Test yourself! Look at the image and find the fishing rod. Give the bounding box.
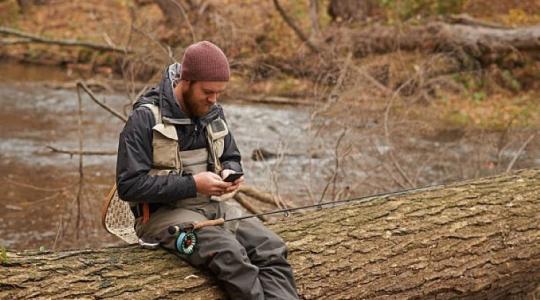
[163,183,445,255]
[168,183,443,235]
[166,183,444,255]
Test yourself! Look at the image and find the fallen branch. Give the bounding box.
[446,14,509,29]
[43,79,114,93]
[46,146,116,156]
[0,38,32,45]
[233,193,269,222]
[506,134,536,173]
[0,26,132,54]
[76,81,128,123]
[234,94,314,106]
[239,185,296,208]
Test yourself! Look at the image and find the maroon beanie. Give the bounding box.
[181,41,230,81]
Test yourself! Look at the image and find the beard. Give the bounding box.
[182,88,210,118]
[182,88,198,117]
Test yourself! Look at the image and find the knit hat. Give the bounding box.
[181,41,230,81]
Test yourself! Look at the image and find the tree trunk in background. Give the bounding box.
[16,0,50,13]
[154,0,187,28]
[351,23,540,62]
[328,0,377,22]
[1,169,539,299]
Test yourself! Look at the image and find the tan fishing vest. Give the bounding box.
[101,103,230,242]
[142,103,229,207]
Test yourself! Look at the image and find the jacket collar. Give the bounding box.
[158,66,189,121]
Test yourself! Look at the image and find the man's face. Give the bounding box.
[181,81,227,117]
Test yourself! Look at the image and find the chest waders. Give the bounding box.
[101,103,229,246]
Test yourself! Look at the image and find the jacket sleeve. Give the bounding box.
[218,109,243,173]
[116,107,197,203]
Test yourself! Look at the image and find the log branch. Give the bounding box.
[233,193,269,222]
[239,185,296,209]
[46,146,117,156]
[235,94,314,106]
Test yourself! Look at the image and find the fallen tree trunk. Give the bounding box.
[1,169,539,299]
[351,22,540,61]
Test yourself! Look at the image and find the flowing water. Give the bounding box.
[1,61,538,251]
[0,62,339,250]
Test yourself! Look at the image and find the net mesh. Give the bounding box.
[103,186,139,244]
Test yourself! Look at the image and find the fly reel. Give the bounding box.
[175,231,198,255]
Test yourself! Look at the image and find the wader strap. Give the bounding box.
[141,104,165,224]
[206,118,229,174]
[142,103,162,125]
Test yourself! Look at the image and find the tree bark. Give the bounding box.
[1,169,539,299]
[351,22,540,61]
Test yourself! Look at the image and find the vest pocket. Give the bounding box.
[152,132,179,169]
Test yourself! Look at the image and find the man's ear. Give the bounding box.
[180,80,191,93]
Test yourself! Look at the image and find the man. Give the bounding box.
[116,41,298,300]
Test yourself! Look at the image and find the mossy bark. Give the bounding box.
[1,169,539,299]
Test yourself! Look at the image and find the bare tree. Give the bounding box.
[308,0,321,39]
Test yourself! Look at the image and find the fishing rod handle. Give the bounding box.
[194,218,225,230]
[167,218,225,235]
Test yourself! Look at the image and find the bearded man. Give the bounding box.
[116,41,298,300]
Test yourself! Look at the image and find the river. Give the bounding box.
[1,61,538,251]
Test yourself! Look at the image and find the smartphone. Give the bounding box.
[223,172,244,182]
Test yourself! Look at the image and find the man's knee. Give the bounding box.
[191,227,264,299]
[251,231,290,266]
[191,227,252,270]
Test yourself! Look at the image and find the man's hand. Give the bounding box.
[193,172,232,196]
[221,169,244,193]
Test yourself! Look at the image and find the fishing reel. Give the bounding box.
[168,218,225,256]
[175,230,198,256]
